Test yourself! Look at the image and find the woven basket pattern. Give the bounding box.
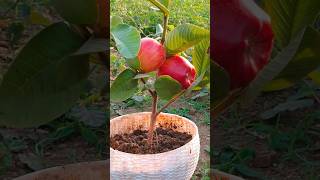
[110,112,200,180]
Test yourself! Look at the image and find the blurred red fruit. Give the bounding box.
[213,0,274,89]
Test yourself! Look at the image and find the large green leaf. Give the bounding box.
[165,23,209,55]
[264,27,320,91]
[52,0,97,25]
[240,29,305,105]
[192,39,210,77]
[0,22,89,128]
[111,24,141,59]
[110,69,138,102]
[155,75,182,100]
[264,0,320,48]
[110,16,123,29]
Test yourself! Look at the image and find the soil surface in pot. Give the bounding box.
[111,127,192,154]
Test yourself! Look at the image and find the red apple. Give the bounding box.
[213,0,274,89]
[137,37,166,73]
[158,55,196,89]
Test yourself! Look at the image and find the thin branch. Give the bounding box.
[140,78,155,96]
[156,90,185,116]
[161,15,169,44]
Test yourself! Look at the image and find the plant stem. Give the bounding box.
[161,15,169,44]
[147,92,158,145]
[156,90,185,116]
[146,0,170,44]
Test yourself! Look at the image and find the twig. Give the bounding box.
[140,78,155,96]
[146,0,170,44]
[156,90,185,116]
[161,15,169,44]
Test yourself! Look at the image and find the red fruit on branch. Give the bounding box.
[137,37,166,73]
[158,55,196,89]
[213,0,274,89]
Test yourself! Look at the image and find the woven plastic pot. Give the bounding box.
[110,112,200,180]
[14,160,108,180]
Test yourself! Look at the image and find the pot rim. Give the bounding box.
[110,112,199,156]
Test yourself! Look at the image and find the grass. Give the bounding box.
[110,0,210,37]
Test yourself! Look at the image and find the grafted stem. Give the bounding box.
[147,93,158,145]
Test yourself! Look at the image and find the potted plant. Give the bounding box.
[110,0,210,179]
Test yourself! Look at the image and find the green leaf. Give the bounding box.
[126,57,141,71]
[73,37,108,55]
[264,27,320,91]
[111,69,138,102]
[0,22,89,128]
[165,23,209,55]
[110,15,123,29]
[111,24,141,59]
[155,75,182,100]
[264,0,320,48]
[240,29,305,106]
[192,39,210,77]
[309,70,320,85]
[52,0,97,25]
[212,61,230,102]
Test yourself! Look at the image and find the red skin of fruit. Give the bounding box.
[213,0,274,89]
[137,37,166,73]
[158,55,196,89]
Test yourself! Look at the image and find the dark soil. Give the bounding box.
[111,127,192,154]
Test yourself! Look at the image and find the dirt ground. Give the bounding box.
[212,87,320,180]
